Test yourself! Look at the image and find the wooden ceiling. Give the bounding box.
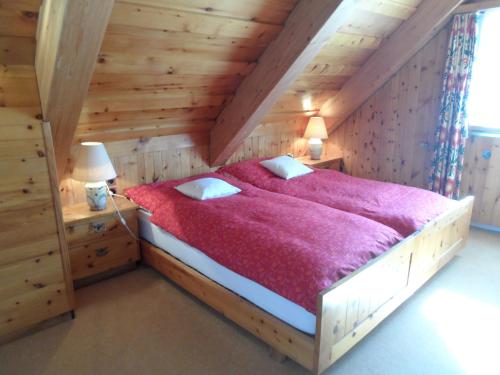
[74,0,423,144]
[76,0,297,143]
[268,0,423,119]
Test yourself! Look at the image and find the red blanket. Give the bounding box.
[126,173,402,313]
[219,159,456,237]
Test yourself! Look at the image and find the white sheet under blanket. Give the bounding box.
[137,209,316,334]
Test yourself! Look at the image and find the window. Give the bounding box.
[467,9,500,133]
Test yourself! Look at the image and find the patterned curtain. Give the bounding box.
[429,13,479,199]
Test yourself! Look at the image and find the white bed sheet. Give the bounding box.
[137,209,316,334]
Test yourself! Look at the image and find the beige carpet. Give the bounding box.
[1,228,499,375]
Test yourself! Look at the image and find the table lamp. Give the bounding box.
[304,116,328,160]
[72,142,117,211]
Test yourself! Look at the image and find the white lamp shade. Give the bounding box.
[304,117,328,139]
[72,142,117,182]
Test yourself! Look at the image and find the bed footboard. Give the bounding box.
[313,196,474,374]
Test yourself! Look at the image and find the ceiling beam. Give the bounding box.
[35,0,115,180]
[209,0,358,166]
[453,0,500,14]
[320,0,463,134]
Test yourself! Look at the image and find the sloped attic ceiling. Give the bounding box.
[74,0,423,143]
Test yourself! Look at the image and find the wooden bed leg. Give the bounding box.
[268,346,288,364]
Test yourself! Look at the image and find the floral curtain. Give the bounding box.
[429,13,479,199]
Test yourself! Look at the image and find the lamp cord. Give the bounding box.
[106,186,140,241]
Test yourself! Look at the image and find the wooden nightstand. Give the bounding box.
[62,199,140,287]
[295,155,343,171]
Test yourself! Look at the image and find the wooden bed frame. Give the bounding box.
[140,196,474,374]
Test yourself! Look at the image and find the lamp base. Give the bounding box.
[308,139,323,160]
[85,181,108,211]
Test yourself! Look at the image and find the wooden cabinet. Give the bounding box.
[62,199,140,285]
[0,66,75,339]
[295,155,343,171]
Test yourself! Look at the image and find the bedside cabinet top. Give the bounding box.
[63,199,138,225]
[295,155,342,166]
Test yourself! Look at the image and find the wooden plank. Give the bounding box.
[35,0,115,180]
[88,72,244,93]
[141,240,315,371]
[94,52,255,76]
[110,2,283,41]
[78,106,222,125]
[0,0,40,38]
[82,91,228,114]
[0,64,39,107]
[0,36,36,65]
[210,0,359,166]
[320,0,462,133]
[119,0,296,25]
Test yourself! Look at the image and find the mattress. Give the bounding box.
[137,209,317,335]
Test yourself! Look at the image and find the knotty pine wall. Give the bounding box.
[461,136,500,228]
[329,23,500,228]
[60,117,309,206]
[329,25,450,189]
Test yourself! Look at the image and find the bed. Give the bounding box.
[218,158,457,237]
[127,172,473,374]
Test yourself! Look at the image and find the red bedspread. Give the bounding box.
[126,173,402,313]
[218,159,457,237]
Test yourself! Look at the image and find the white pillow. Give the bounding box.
[260,156,313,180]
[175,177,241,201]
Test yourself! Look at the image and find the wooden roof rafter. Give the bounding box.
[35,0,115,180]
[209,0,360,166]
[319,0,464,133]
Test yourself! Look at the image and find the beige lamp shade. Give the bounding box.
[304,116,328,139]
[72,142,117,182]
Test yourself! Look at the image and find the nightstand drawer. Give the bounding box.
[65,210,137,246]
[69,235,139,280]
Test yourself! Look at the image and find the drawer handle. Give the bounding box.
[90,222,106,233]
[95,247,109,257]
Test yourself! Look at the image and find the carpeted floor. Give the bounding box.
[1,228,499,375]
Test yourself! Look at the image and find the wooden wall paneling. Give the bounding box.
[61,118,307,206]
[320,0,462,133]
[35,0,115,179]
[209,0,360,166]
[461,136,500,227]
[0,65,74,337]
[330,25,450,189]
